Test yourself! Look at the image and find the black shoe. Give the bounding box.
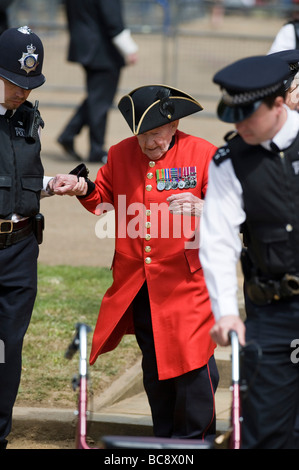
[88,154,108,164]
[0,439,7,449]
[100,154,108,164]
[57,137,82,161]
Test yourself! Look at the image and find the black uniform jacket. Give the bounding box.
[65,0,126,70]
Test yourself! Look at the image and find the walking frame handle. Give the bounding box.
[229,330,240,384]
[65,322,92,363]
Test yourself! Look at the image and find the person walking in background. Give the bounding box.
[57,0,138,163]
[0,0,14,35]
[50,85,219,442]
[268,10,299,53]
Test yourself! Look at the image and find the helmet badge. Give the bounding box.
[18,44,39,74]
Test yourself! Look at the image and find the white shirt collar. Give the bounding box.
[0,104,16,117]
[0,104,7,116]
[262,104,299,151]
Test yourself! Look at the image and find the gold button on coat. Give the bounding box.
[146,184,152,191]
[145,257,152,264]
[145,234,151,241]
[146,209,151,216]
[149,161,155,168]
[145,221,151,228]
[147,172,153,179]
[145,246,151,253]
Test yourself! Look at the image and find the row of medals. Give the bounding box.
[156,167,197,191]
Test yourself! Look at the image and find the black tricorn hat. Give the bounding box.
[0,26,45,90]
[118,84,203,135]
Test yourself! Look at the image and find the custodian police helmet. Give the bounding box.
[0,25,45,90]
[213,55,290,123]
[118,84,203,135]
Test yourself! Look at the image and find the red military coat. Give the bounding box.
[79,130,217,380]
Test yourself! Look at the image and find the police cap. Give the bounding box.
[0,26,45,90]
[269,49,299,90]
[213,55,290,123]
[118,84,203,135]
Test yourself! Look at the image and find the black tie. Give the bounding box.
[4,109,13,119]
[270,141,280,153]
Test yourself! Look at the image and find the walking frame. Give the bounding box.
[65,323,242,449]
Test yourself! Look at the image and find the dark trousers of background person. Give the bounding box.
[0,234,38,449]
[241,293,299,449]
[132,282,219,442]
[59,65,121,162]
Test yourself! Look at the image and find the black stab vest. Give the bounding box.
[0,101,44,219]
[214,132,299,277]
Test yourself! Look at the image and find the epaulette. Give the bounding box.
[213,144,231,166]
[224,130,238,142]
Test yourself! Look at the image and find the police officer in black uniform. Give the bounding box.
[199,54,299,448]
[0,26,49,449]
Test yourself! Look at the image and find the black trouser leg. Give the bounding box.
[133,283,218,440]
[0,234,38,445]
[241,294,299,449]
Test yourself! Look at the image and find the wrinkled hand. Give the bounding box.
[210,315,246,347]
[49,174,87,196]
[167,192,204,217]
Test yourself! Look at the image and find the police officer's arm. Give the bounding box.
[199,158,246,346]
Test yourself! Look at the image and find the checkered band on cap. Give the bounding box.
[222,82,283,106]
[289,63,299,72]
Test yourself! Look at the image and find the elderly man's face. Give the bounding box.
[137,121,179,160]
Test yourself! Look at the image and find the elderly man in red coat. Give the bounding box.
[51,85,218,442]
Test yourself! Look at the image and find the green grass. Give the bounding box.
[16,264,141,408]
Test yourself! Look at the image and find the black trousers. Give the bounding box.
[59,65,121,161]
[241,293,299,449]
[0,234,38,446]
[132,283,219,441]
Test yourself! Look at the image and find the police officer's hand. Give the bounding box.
[210,315,245,347]
[167,193,204,217]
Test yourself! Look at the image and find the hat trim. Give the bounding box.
[222,82,283,107]
[134,96,203,135]
[135,97,200,135]
[127,83,201,103]
[135,100,158,135]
